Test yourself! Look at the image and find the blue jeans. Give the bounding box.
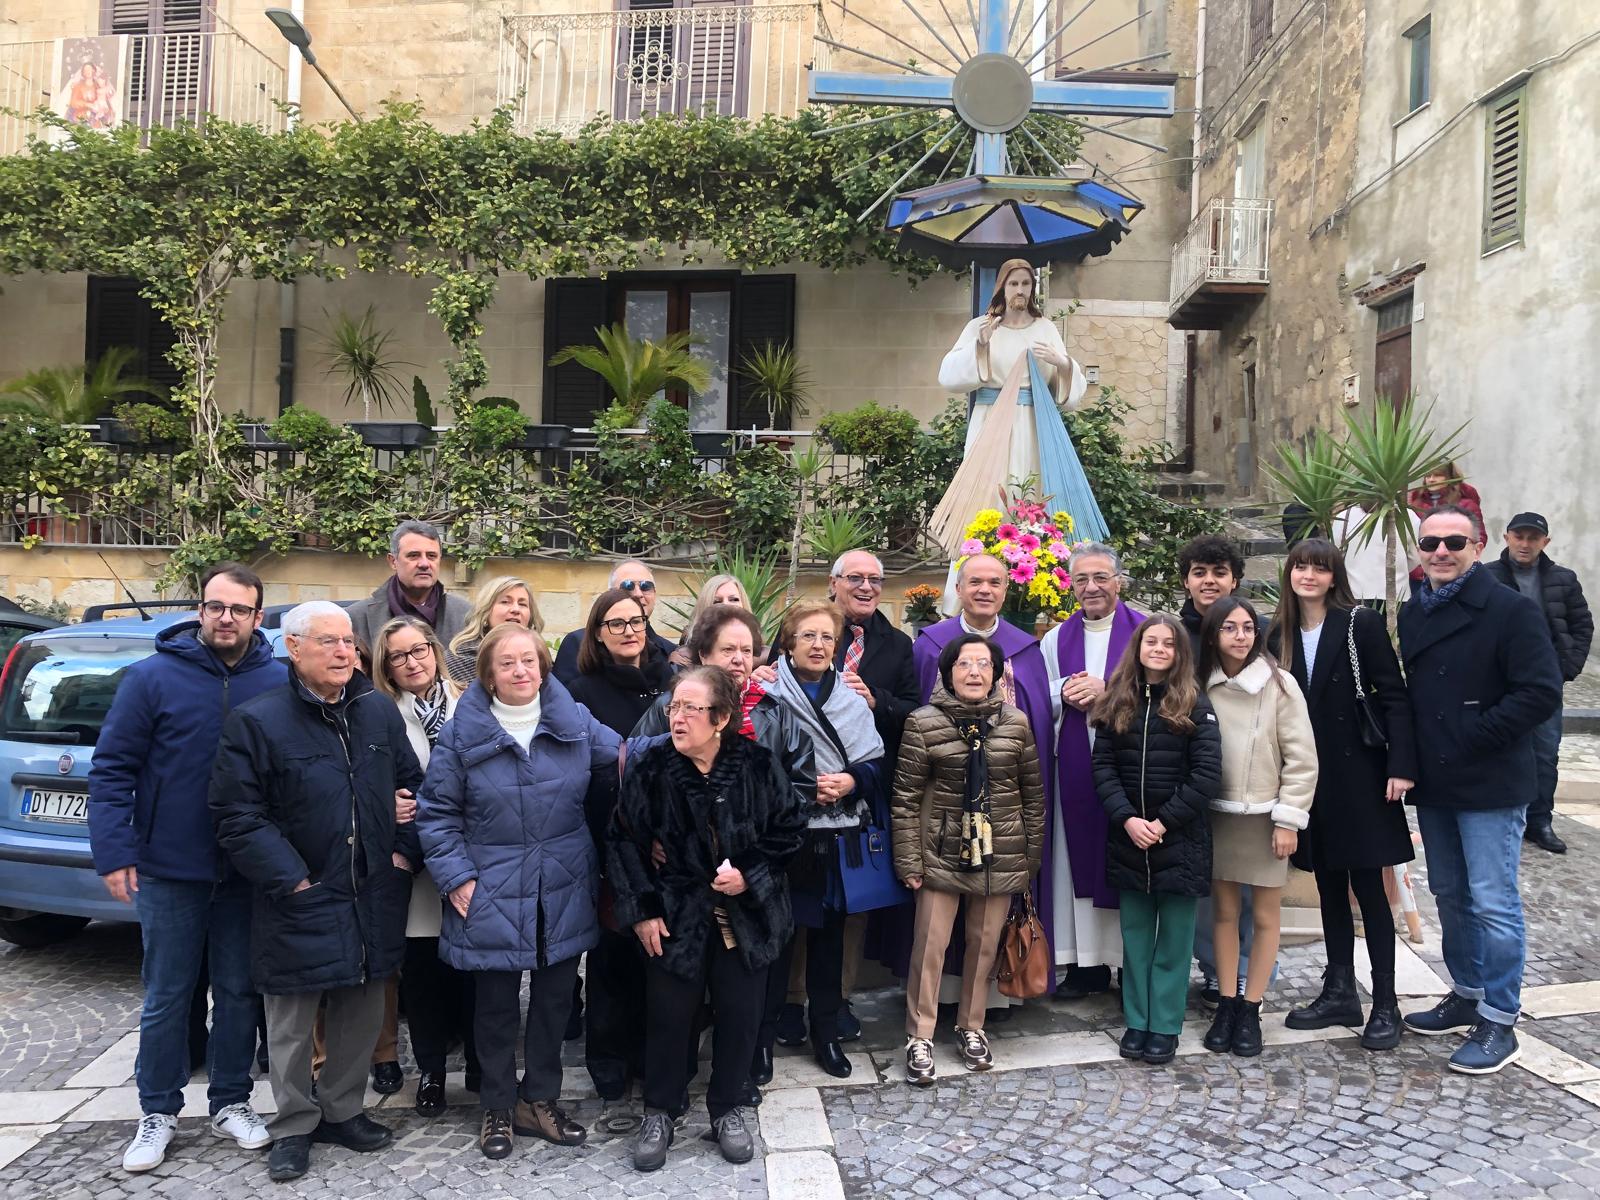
[1415,805,1528,1025]
[134,875,257,1116]
[1530,706,1563,823]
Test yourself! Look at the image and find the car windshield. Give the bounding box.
[0,637,152,746]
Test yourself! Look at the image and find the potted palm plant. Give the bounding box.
[548,323,712,428]
[321,308,432,448]
[0,346,167,440]
[738,341,811,433]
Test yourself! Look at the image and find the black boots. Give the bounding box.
[1203,996,1239,1052]
[1286,964,1364,1030]
[1231,999,1263,1057]
[1361,970,1403,1050]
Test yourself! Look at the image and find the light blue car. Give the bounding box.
[0,604,291,947]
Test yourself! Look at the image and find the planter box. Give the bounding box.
[516,424,570,450]
[94,417,138,446]
[348,421,434,449]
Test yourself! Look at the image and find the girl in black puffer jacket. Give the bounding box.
[1090,614,1222,1064]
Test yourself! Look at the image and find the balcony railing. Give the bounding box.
[498,3,829,134]
[1169,196,1273,315]
[0,30,286,155]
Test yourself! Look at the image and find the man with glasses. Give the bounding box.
[210,602,425,1181]
[553,560,678,686]
[349,520,472,659]
[90,563,287,1173]
[1399,504,1562,1074]
[1038,543,1142,1001]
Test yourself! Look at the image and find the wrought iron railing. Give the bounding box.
[497,2,829,134]
[0,29,286,155]
[1168,196,1274,312]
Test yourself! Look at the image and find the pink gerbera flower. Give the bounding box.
[1054,567,1071,586]
[1047,540,1069,558]
[960,538,985,556]
[996,523,1021,541]
[1016,533,1041,552]
[1010,561,1037,584]
[1002,544,1024,563]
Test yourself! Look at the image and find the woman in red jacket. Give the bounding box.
[1408,461,1485,581]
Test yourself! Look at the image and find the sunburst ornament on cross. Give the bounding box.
[809,0,1177,269]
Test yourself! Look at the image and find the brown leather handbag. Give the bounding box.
[996,892,1052,999]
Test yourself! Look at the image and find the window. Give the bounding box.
[1234,117,1266,199]
[1482,84,1527,253]
[1404,16,1431,112]
[0,636,153,747]
[102,0,210,126]
[1248,0,1273,60]
[85,276,181,397]
[615,0,748,121]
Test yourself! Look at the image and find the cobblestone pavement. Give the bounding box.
[1,766,1597,1198]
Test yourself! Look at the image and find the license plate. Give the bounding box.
[21,788,88,824]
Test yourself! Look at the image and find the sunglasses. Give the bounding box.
[619,580,656,593]
[1418,535,1471,552]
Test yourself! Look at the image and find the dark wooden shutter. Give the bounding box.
[1482,87,1527,253]
[102,0,208,124]
[85,276,182,398]
[685,0,746,117]
[729,273,795,429]
[1248,0,1272,59]
[542,277,610,426]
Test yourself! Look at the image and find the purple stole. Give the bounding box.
[1051,603,1143,914]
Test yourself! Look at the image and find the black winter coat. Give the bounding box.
[1272,606,1417,870]
[632,691,817,812]
[1398,565,1563,811]
[210,670,424,994]
[553,622,677,687]
[607,736,807,980]
[1092,686,1222,897]
[1485,550,1594,681]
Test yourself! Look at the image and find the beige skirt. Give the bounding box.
[1210,811,1290,888]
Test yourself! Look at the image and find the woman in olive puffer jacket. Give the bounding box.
[891,633,1044,1084]
[1091,614,1222,1065]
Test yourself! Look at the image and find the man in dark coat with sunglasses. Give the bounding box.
[552,561,677,686]
[1397,504,1561,1076]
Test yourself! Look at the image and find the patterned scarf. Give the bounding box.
[738,679,766,740]
[412,679,450,747]
[951,713,994,872]
[1417,561,1480,614]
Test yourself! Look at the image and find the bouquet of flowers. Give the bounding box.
[902,583,942,625]
[958,492,1082,624]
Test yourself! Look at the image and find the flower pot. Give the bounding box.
[94,417,138,446]
[348,421,434,449]
[515,424,571,450]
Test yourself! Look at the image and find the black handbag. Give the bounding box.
[1347,612,1389,751]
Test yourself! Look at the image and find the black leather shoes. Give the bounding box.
[743,1080,763,1107]
[837,1002,863,1042]
[1286,964,1364,1029]
[1231,999,1264,1057]
[774,1003,807,1047]
[1054,964,1113,1001]
[311,1113,393,1153]
[415,1072,447,1118]
[1525,821,1567,854]
[479,1108,513,1160]
[1142,1033,1178,1065]
[751,1043,775,1086]
[814,1041,852,1078]
[370,1061,403,1095]
[268,1134,310,1182]
[1203,996,1239,1052]
[1118,1028,1150,1060]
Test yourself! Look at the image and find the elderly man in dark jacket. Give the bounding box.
[1398,505,1562,1076]
[1484,512,1593,854]
[210,601,423,1183]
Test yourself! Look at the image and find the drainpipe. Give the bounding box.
[1190,0,1206,221]
[276,0,305,416]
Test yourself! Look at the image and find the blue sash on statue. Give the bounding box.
[1030,352,1110,543]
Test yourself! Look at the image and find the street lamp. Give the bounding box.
[265,8,363,122]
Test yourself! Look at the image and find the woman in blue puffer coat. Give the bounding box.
[417,623,622,1162]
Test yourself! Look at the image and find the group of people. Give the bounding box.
[85,502,1589,1182]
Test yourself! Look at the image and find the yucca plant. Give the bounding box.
[1335,395,1469,637]
[787,443,830,602]
[738,342,811,429]
[806,510,869,564]
[1262,427,1348,543]
[0,346,165,423]
[322,307,412,421]
[549,324,712,426]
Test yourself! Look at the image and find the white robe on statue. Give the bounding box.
[1040,611,1124,969]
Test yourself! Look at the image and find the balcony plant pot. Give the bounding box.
[347,421,435,449]
[515,424,571,450]
[94,417,139,446]
[238,423,289,450]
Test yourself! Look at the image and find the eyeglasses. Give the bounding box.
[384,643,434,668]
[796,631,837,646]
[836,573,884,590]
[303,635,357,650]
[1220,623,1256,637]
[200,601,260,620]
[618,580,656,593]
[1070,573,1115,588]
[954,658,992,672]
[1418,534,1471,552]
[665,701,714,717]
[601,616,648,635]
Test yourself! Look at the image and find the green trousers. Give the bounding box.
[1118,890,1199,1036]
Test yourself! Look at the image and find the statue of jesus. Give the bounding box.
[930,259,1109,559]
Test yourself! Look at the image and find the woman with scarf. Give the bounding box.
[757,599,884,1079]
[890,633,1044,1085]
[369,617,481,1114]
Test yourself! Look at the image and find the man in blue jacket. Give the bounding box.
[1398,504,1563,1074]
[89,562,288,1173]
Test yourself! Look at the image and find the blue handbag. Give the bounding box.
[836,825,911,913]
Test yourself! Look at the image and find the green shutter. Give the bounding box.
[1482,85,1527,253]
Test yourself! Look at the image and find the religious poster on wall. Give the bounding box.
[49,36,129,138]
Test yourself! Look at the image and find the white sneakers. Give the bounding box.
[122,1113,178,1173]
[123,1104,270,1172]
[211,1102,272,1150]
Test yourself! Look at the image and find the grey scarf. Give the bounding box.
[768,657,885,829]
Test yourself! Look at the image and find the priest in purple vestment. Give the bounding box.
[1040,543,1142,999]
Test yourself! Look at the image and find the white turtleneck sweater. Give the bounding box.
[491,695,542,750]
